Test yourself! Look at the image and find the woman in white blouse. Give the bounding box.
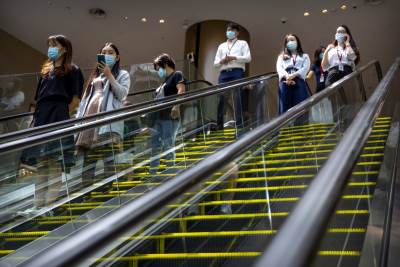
[321,25,360,87]
[276,34,311,114]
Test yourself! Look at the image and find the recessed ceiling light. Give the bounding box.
[322,9,329,14]
[159,19,165,23]
[141,17,147,22]
[340,5,347,10]
[304,12,310,16]
[123,16,128,20]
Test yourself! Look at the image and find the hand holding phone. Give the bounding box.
[97,54,106,65]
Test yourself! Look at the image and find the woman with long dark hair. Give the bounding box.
[322,25,360,86]
[76,42,130,187]
[276,34,311,114]
[20,35,84,216]
[307,46,328,93]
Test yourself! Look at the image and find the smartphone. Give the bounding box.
[97,54,105,65]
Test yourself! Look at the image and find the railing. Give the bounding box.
[254,58,400,267]
[0,73,274,144]
[0,72,276,153]
[16,60,383,267]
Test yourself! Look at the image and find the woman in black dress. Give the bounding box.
[20,35,84,216]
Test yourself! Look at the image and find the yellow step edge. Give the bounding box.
[95,250,361,262]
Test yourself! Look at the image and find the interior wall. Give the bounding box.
[0,29,46,117]
[0,28,46,75]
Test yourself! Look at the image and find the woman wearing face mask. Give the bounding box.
[276,34,311,114]
[19,35,84,215]
[76,42,130,187]
[322,25,360,87]
[307,46,328,93]
[149,53,185,175]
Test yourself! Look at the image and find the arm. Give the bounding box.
[108,70,130,101]
[306,70,314,80]
[346,45,357,61]
[321,44,334,71]
[214,45,224,68]
[234,41,252,63]
[171,82,185,119]
[276,55,289,81]
[69,95,80,116]
[293,54,311,80]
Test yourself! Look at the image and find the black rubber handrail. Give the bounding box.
[0,80,212,123]
[15,60,381,267]
[254,58,400,267]
[128,79,213,96]
[0,74,272,144]
[0,72,277,153]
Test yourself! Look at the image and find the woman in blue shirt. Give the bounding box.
[307,46,328,93]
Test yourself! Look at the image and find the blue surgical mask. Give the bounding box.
[158,68,167,78]
[286,41,298,51]
[335,33,346,43]
[105,54,116,67]
[319,53,324,60]
[47,47,59,61]
[226,30,236,40]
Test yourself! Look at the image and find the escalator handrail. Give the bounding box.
[0,74,272,144]
[254,58,400,267]
[0,73,277,153]
[127,79,213,96]
[0,80,213,127]
[18,60,382,267]
[0,80,213,123]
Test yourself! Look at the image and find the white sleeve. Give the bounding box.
[294,54,311,80]
[214,44,224,68]
[276,55,288,81]
[346,46,357,62]
[235,41,251,63]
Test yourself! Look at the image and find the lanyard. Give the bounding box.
[292,55,298,67]
[227,39,238,55]
[337,47,346,63]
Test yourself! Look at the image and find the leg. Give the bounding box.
[80,148,97,187]
[278,81,292,114]
[162,119,179,168]
[217,94,225,129]
[150,120,162,174]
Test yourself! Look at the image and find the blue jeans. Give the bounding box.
[217,68,245,129]
[278,77,310,114]
[150,119,179,173]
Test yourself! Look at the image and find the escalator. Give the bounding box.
[0,59,393,267]
[0,72,279,264]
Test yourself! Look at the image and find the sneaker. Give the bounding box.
[17,207,45,217]
[220,203,232,214]
[20,163,38,172]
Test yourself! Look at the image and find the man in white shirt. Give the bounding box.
[214,23,251,130]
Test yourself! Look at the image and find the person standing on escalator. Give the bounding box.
[321,25,360,87]
[76,42,130,188]
[214,22,251,130]
[149,53,186,175]
[276,34,311,114]
[19,35,84,216]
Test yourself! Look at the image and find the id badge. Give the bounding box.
[338,64,344,72]
[319,75,325,83]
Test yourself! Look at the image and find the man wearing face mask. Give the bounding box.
[214,22,251,130]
